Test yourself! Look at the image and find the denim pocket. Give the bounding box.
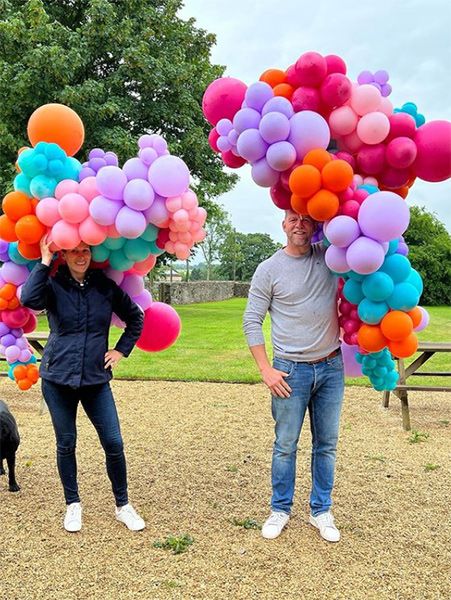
[327,353,344,371]
[273,358,296,378]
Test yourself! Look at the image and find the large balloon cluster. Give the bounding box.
[0,104,207,390]
[202,51,451,391]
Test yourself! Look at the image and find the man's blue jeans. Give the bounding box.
[42,380,128,506]
[271,353,344,517]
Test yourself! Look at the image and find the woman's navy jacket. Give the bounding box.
[21,263,144,388]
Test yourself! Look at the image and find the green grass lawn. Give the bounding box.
[31,299,451,387]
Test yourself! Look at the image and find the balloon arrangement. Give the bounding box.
[0,104,208,390]
[202,51,451,391]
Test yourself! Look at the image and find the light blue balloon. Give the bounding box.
[387,282,420,311]
[380,254,411,283]
[362,272,394,302]
[358,299,389,324]
[343,279,364,305]
[358,184,379,194]
[30,174,57,199]
[406,269,423,295]
[347,270,365,282]
[13,173,31,196]
[44,142,66,161]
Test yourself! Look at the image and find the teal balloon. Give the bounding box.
[148,241,164,255]
[322,236,331,248]
[365,358,377,369]
[347,270,365,282]
[30,174,57,199]
[406,269,423,295]
[343,279,364,304]
[374,366,388,377]
[109,249,134,271]
[13,173,31,196]
[8,242,30,265]
[44,142,66,161]
[386,239,399,255]
[380,254,411,283]
[362,272,394,302]
[92,245,110,262]
[123,238,150,261]
[48,159,65,177]
[141,224,159,242]
[387,282,420,311]
[358,299,389,324]
[62,156,82,180]
[104,237,126,251]
[358,184,378,194]
[27,259,40,271]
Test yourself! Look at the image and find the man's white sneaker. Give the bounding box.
[64,502,82,532]
[309,511,340,542]
[115,503,145,531]
[261,511,290,539]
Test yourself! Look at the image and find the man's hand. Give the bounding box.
[40,235,53,266]
[261,366,292,398]
[105,349,124,370]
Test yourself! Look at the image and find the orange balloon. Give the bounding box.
[407,307,422,329]
[0,299,7,310]
[8,297,20,310]
[18,378,33,391]
[15,215,46,245]
[27,365,40,384]
[307,189,339,221]
[31,198,39,211]
[0,214,18,242]
[289,165,321,198]
[357,324,387,352]
[303,149,333,171]
[260,69,286,88]
[0,283,17,301]
[290,194,310,215]
[2,191,33,221]
[389,333,419,359]
[273,83,294,99]
[380,310,413,342]
[321,159,354,192]
[18,241,42,260]
[27,103,84,156]
[14,365,28,380]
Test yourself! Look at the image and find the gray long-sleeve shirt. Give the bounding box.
[243,245,340,362]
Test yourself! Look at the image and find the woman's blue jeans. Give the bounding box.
[42,380,128,507]
[271,353,344,517]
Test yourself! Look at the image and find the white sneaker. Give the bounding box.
[64,502,82,532]
[261,511,290,539]
[309,511,340,542]
[115,503,145,531]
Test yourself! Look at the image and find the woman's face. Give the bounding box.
[62,243,92,278]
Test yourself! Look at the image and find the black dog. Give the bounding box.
[0,399,20,492]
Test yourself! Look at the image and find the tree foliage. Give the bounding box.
[197,204,232,280]
[0,0,235,210]
[219,231,281,281]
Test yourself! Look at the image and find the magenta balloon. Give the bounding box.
[244,81,274,111]
[325,245,350,273]
[414,120,451,182]
[148,155,190,197]
[346,236,385,274]
[295,52,327,86]
[326,215,361,248]
[266,141,297,172]
[357,144,386,175]
[115,206,147,239]
[208,128,220,152]
[136,303,181,352]
[123,179,155,210]
[251,158,279,187]
[386,113,416,141]
[291,86,321,112]
[288,111,330,161]
[259,112,290,143]
[270,183,292,210]
[89,195,123,226]
[232,108,261,133]
[325,55,347,75]
[202,77,247,126]
[96,166,128,200]
[236,129,268,162]
[320,73,352,108]
[379,166,411,189]
[123,157,149,181]
[341,342,363,377]
[358,191,410,242]
[385,137,417,169]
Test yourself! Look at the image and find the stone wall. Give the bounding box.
[154,281,251,305]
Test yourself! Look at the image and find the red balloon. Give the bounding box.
[136,303,181,352]
[270,182,292,210]
[221,150,246,168]
[1,307,30,328]
[208,128,220,153]
[156,228,170,249]
[22,312,37,334]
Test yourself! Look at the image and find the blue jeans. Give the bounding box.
[42,380,128,506]
[271,353,344,516]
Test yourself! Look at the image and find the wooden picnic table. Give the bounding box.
[382,342,451,431]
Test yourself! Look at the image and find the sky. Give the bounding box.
[179,0,451,245]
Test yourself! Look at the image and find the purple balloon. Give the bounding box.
[244,81,274,111]
[1,334,16,347]
[0,241,9,262]
[123,158,149,181]
[357,71,373,85]
[251,158,279,187]
[216,118,233,136]
[0,262,29,286]
[326,216,361,248]
[89,148,104,159]
[148,155,190,197]
[288,111,330,161]
[121,274,145,297]
[96,166,128,200]
[143,195,169,226]
[19,349,32,363]
[89,195,123,226]
[266,141,297,172]
[358,191,410,242]
[115,206,147,239]
[139,147,158,166]
[381,83,392,97]
[217,136,232,152]
[374,70,389,85]
[233,108,261,133]
[341,343,363,377]
[152,136,168,155]
[133,289,152,312]
[227,129,239,145]
[261,97,294,118]
[325,246,350,273]
[90,157,107,171]
[236,129,268,162]
[123,179,155,210]
[346,236,386,274]
[104,152,119,166]
[259,112,290,144]
[79,166,96,181]
[0,323,10,337]
[5,345,20,362]
[105,268,124,286]
[414,306,429,332]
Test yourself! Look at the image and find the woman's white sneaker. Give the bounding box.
[309,511,340,542]
[115,503,145,531]
[64,502,82,532]
[261,511,290,539]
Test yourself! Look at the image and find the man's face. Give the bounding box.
[282,211,316,247]
[62,243,92,276]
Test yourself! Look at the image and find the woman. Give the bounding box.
[21,237,145,533]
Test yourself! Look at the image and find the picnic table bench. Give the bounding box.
[382,342,451,431]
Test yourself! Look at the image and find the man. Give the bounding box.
[243,209,344,542]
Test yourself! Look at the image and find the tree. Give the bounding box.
[0,0,236,210]
[198,204,232,280]
[219,231,281,281]
[403,206,451,305]
[190,261,224,281]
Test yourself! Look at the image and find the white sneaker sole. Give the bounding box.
[309,515,340,543]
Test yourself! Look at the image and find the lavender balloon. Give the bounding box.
[346,236,385,274]
[358,191,410,242]
[236,129,268,162]
[341,342,363,377]
[261,96,294,118]
[143,195,169,226]
[115,206,147,239]
[96,166,128,201]
[259,112,290,144]
[244,81,274,111]
[233,108,262,133]
[89,196,123,226]
[325,246,350,273]
[251,158,279,187]
[288,111,330,161]
[148,156,190,197]
[123,157,149,181]
[123,179,155,211]
[326,216,361,248]
[266,141,297,172]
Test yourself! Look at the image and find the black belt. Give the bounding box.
[304,348,341,364]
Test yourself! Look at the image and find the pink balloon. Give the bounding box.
[357,144,386,175]
[386,113,416,142]
[385,137,417,169]
[351,84,382,116]
[136,303,181,352]
[181,190,198,210]
[78,176,98,202]
[22,312,37,334]
[51,220,81,249]
[325,55,347,75]
[166,196,183,213]
[414,120,451,182]
[2,307,30,328]
[79,217,107,245]
[291,87,321,112]
[132,254,157,276]
[35,197,60,226]
[342,131,364,153]
[55,179,79,200]
[329,106,358,136]
[202,77,247,126]
[320,73,352,109]
[341,342,363,377]
[357,112,390,145]
[59,193,89,224]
